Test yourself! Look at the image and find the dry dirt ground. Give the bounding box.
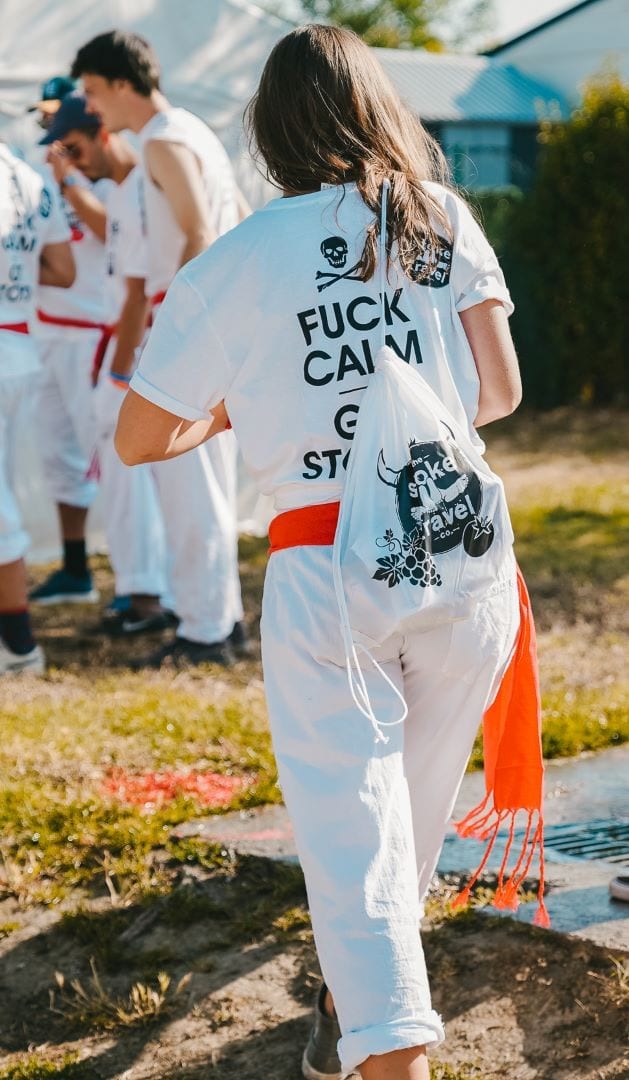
[0,408,628,1080]
[1,870,628,1080]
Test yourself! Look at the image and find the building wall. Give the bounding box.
[491,0,629,102]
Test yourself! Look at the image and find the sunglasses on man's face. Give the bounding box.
[61,143,83,161]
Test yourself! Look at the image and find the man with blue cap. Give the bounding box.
[29,91,114,608]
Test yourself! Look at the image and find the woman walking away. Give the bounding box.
[115,25,540,1080]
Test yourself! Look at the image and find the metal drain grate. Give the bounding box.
[541,819,629,866]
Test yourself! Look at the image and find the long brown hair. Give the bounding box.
[246,24,452,282]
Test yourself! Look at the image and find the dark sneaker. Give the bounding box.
[132,635,235,670]
[228,620,254,658]
[30,569,99,605]
[102,608,176,637]
[103,595,132,618]
[302,983,357,1080]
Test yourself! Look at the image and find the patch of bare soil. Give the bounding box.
[0,863,627,1080]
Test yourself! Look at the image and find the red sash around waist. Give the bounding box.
[37,309,117,384]
[0,322,29,334]
[267,500,548,927]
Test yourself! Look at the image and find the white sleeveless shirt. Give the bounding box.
[138,108,238,298]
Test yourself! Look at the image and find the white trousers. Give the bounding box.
[35,330,100,509]
[0,374,33,566]
[93,376,167,598]
[149,432,243,642]
[94,374,242,638]
[261,545,519,1074]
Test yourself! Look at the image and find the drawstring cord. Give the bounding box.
[332,178,408,744]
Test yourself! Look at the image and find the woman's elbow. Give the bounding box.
[114,429,146,466]
[476,384,522,427]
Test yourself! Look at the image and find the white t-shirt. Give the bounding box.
[138,108,238,298]
[132,182,513,512]
[37,171,113,326]
[0,144,69,375]
[105,166,147,319]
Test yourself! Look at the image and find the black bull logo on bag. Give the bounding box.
[373,438,496,590]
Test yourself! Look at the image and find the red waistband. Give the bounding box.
[268,502,340,554]
[0,322,29,334]
[151,291,167,307]
[37,310,113,332]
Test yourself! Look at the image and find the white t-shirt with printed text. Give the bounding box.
[138,108,238,298]
[132,182,513,512]
[0,144,69,376]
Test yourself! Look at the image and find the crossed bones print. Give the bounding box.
[316,261,363,292]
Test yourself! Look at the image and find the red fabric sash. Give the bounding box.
[0,322,29,334]
[268,501,548,927]
[148,291,167,327]
[37,309,117,385]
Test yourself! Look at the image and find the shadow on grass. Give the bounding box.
[0,856,310,1078]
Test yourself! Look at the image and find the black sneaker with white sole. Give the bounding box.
[132,635,236,670]
[228,620,254,658]
[102,608,177,637]
[302,982,359,1080]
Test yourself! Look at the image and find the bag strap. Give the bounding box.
[332,176,408,745]
[379,178,390,348]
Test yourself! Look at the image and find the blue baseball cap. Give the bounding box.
[28,75,77,114]
[39,91,102,145]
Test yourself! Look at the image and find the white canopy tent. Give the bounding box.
[0,0,290,557]
[0,0,292,200]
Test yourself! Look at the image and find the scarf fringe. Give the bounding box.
[451,798,549,928]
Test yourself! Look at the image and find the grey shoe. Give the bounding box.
[302,983,359,1079]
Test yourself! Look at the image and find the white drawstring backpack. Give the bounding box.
[332,180,515,740]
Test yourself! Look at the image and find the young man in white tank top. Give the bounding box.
[71,30,246,666]
[48,96,172,637]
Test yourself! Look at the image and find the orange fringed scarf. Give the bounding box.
[269,505,549,927]
[452,566,549,927]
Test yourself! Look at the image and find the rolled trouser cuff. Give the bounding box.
[339,1012,445,1074]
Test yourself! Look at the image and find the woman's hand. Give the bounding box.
[114,390,230,465]
[460,299,522,427]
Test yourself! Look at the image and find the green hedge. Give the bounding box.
[466,74,629,407]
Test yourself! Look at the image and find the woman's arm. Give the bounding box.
[115,390,229,465]
[459,299,522,428]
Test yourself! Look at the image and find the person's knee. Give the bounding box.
[358,1044,429,1079]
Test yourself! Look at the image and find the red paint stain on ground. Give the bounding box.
[101,768,250,808]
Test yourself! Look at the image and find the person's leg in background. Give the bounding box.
[30,332,100,604]
[139,432,245,668]
[94,375,170,635]
[261,545,443,1080]
[0,375,44,674]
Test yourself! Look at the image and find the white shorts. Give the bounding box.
[261,544,519,1073]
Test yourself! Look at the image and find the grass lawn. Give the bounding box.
[0,408,627,1078]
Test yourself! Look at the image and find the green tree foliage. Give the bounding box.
[299,0,490,49]
[508,73,629,406]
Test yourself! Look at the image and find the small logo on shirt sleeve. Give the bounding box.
[39,186,52,219]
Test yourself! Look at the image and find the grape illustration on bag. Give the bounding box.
[373,435,495,589]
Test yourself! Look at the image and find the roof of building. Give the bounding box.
[375,49,568,123]
[484,0,602,56]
